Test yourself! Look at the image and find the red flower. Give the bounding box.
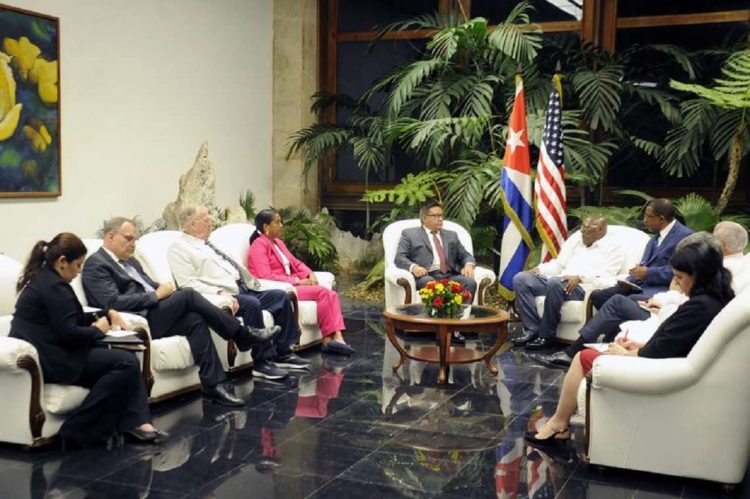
[451,283,462,293]
[425,281,436,290]
[433,297,443,308]
[462,291,472,301]
[439,279,449,285]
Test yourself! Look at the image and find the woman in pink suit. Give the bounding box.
[248,209,355,355]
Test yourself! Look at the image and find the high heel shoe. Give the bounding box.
[524,427,571,446]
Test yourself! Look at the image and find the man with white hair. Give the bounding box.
[713,221,749,293]
[168,206,308,382]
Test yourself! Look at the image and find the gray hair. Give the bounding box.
[178,205,207,230]
[713,221,748,255]
[101,217,136,236]
[676,231,722,254]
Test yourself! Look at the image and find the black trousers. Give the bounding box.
[235,289,300,361]
[147,288,243,388]
[590,285,647,310]
[57,347,150,446]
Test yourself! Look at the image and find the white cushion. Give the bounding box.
[44,384,89,415]
[152,336,194,371]
[0,255,22,316]
[135,231,183,283]
[208,223,255,270]
[298,301,318,326]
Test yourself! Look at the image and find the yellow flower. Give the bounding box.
[3,37,58,104]
[23,119,52,152]
[0,52,22,141]
[454,295,462,304]
[435,283,444,293]
[29,58,57,104]
[3,37,40,81]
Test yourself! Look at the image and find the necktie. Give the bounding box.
[432,231,449,273]
[120,260,155,292]
[204,240,257,293]
[205,240,244,275]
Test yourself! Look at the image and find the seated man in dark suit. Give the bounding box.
[589,198,693,309]
[82,217,280,407]
[395,199,477,341]
[395,199,477,296]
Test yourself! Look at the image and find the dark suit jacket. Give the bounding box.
[395,226,475,274]
[639,293,724,358]
[631,220,693,295]
[82,247,159,316]
[10,266,105,384]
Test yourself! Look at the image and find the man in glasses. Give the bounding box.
[395,199,477,343]
[82,217,281,407]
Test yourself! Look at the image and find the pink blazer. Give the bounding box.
[247,235,313,285]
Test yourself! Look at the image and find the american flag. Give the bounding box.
[498,75,534,300]
[534,78,567,262]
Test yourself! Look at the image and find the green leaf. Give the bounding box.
[573,65,624,132]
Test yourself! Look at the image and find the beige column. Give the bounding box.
[272,0,319,210]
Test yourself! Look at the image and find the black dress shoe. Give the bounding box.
[124,428,158,443]
[152,429,170,444]
[525,336,556,350]
[511,330,538,347]
[203,383,245,406]
[236,325,282,351]
[529,351,572,369]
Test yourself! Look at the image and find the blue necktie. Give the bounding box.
[120,260,155,292]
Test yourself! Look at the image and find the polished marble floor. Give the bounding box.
[0,298,748,498]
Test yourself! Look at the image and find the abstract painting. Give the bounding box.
[0,3,60,197]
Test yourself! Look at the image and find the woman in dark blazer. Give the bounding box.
[10,233,167,447]
[525,236,735,445]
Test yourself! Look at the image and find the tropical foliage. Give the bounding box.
[278,206,339,272]
[669,49,750,215]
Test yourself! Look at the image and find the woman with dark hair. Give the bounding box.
[10,233,167,447]
[525,238,734,445]
[248,209,355,355]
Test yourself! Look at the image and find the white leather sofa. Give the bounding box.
[209,222,336,348]
[534,225,651,341]
[382,219,496,308]
[584,287,750,485]
[0,255,91,446]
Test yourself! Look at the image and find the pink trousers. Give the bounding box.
[295,285,346,336]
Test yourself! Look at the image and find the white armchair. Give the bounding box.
[209,223,335,348]
[382,219,496,309]
[584,288,750,485]
[534,225,651,341]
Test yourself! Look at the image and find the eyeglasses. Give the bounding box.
[117,233,137,243]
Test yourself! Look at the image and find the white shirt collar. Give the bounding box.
[659,219,677,242]
[103,246,125,266]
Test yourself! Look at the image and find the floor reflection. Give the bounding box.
[0,299,748,498]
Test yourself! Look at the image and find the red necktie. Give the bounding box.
[432,231,448,273]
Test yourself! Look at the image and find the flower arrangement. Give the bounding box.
[418,279,472,318]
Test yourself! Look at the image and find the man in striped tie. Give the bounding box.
[395,199,477,342]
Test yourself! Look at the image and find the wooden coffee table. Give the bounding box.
[383,304,509,384]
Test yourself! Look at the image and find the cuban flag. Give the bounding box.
[498,75,534,300]
[534,75,567,262]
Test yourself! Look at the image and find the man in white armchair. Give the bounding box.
[167,206,309,382]
[511,216,625,350]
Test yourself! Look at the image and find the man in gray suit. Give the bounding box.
[395,199,478,302]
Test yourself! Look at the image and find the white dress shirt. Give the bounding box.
[537,232,625,287]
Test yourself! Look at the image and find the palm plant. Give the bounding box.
[668,49,750,215]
